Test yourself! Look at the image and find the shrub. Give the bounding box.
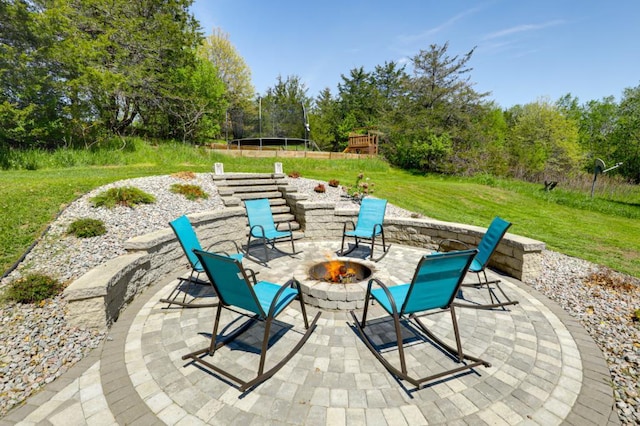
[328,179,340,187]
[3,273,64,304]
[170,183,208,201]
[67,218,107,238]
[314,183,326,193]
[91,186,156,208]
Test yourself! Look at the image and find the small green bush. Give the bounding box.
[3,273,64,304]
[170,183,208,201]
[67,218,107,238]
[91,186,156,208]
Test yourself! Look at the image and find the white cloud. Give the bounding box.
[483,19,565,40]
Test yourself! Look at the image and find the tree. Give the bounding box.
[310,88,340,150]
[0,0,211,147]
[261,75,310,138]
[505,99,582,180]
[198,27,254,139]
[337,67,378,130]
[409,42,487,114]
[0,0,66,148]
[372,61,408,116]
[612,85,640,182]
[382,42,492,173]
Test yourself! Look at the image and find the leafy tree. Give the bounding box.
[0,0,66,147]
[612,85,640,182]
[0,0,210,147]
[505,99,582,180]
[199,27,254,139]
[159,58,226,142]
[576,96,619,168]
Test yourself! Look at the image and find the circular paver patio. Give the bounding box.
[2,241,618,425]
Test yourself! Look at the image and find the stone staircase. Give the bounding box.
[211,172,304,238]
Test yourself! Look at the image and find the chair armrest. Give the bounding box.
[250,224,266,238]
[205,239,243,256]
[437,238,471,252]
[267,280,299,318]
[244,267,258,284]
[366,278,400,316]
[342,220,356,233]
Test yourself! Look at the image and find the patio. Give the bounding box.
[3,240,617,425]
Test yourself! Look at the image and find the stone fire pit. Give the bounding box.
[294,257,391,310]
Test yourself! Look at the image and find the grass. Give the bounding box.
[1,143,639,278]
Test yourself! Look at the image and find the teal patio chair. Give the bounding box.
[339,198,390,261]
[160,215,243,308]
[182,250,321,392]
[245,198,296,262]
[438,216,519,310]
[351,249,491,388]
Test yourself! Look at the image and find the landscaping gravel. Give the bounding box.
[0,173,638,424]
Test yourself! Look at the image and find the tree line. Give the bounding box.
[1,1,639,183]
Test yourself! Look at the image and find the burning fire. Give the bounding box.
[323,253,357,283]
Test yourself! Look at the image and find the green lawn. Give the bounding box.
[2,154,639,278]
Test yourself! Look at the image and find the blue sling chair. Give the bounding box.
[438,217,519,310]
[351,249,491,389]
[245,198,296,263]
[160,215,243,308]
[182,250,321,392]
[339,198,390,261]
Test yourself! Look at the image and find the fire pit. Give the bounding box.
[294,257,390,310]
[308,260,372,284]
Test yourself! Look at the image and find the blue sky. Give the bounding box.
[190,1,640,108]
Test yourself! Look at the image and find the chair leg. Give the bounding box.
[208,304,224,355]
[159,271,217,308]
[392,312,408,375]
[368,231,390,262]
[455,270,519,310]
[263,238,270,262]
[258,317,273,376]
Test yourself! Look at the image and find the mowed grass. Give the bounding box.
[1,150,639,278]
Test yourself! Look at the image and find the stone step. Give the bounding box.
[226,185,279,193]
[273,212,295,222]
[223,179,279,187]
[270,205,291,214]
[235,191,283,200]
[214,172,285,180]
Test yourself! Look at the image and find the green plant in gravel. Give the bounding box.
[170,183,208,201]
[3,273,64,304]
[67,218,107,238]
[91,186,156,208]
[344,172,375,202]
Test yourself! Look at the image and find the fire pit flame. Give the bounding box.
[325,260,356,283]
[309,258,372,284]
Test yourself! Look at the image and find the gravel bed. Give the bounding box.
[0,174,638,423]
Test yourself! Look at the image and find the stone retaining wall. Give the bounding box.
[63,208,246,330]
[63,199,545,330]
[290,199,545,283]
